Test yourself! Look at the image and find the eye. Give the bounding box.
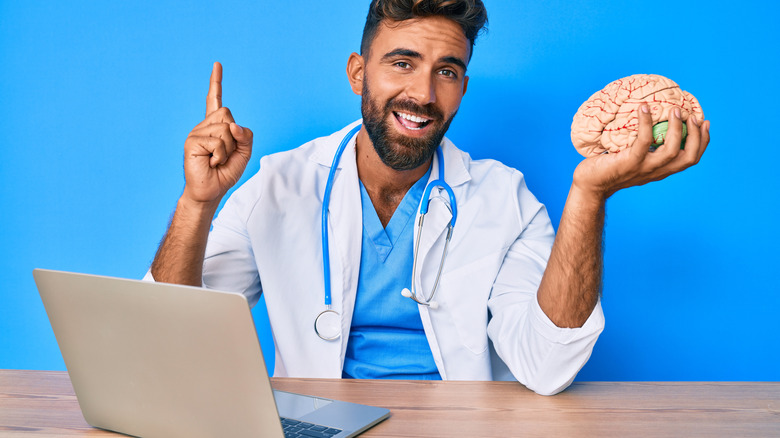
[438,69,457,79]
[394,61,411,69]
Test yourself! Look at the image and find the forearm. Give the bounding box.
[150,196,220,286]
[537,185,606,328]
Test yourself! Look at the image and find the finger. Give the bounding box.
[191,122,236,156]
[698,120,711,162]
[190,121,229,136]
[207,106,235,125]
[680,114,703,166]
[654,107,684,165]
[646,113,708,180]
[193,106,235,131]
[629,104,653,163]
[229,123,253,164]
[206,62,223,116]
[230,123,253,149]
[207,137,228,168]
[187,136,228,168]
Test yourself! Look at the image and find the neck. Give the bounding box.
[355,127,431,227]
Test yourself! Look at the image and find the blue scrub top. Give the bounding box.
[342,166,441,380]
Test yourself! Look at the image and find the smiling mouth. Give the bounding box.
[394,111,433,131]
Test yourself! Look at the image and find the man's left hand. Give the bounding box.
[572,104,711,200]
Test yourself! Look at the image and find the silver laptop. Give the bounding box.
[33,269,390,438]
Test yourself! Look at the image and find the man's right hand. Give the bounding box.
[151,62,253,285]
[182,62,253,204]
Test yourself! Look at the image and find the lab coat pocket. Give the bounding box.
[436,250,503,355]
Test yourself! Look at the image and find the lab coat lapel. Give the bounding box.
[323,135,362,363]
[308,121,363,376]
[414,140,470,294]
[414,140,470,379]
[414,196,451,294]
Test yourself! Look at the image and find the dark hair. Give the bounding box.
[360,0,488,61]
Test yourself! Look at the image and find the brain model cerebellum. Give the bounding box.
[571,74,704,157]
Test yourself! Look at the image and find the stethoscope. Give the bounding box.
[314,124,458,341]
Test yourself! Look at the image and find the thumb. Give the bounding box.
[230,122,253,146]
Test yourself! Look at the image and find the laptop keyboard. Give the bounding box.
[281,417,343,437]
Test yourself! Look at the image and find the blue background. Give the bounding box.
[2,0,778,381]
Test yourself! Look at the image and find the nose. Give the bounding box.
[405,73,436,106]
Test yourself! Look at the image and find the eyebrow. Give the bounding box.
[441,56,468,72]
[381,48,468,73]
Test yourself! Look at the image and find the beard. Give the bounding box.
[361,79,457,171]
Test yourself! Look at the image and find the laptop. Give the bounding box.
[33,269,390,438]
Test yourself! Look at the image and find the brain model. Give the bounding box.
[571,74,704,156]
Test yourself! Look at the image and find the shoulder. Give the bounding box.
[443,137,531,194]
[259,120,360,171]
[443,138,546,229]
[221,122,359,215]
[237,121,360,185]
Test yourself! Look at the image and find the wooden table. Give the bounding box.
[1,370,778,437]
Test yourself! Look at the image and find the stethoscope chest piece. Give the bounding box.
[314,308,341,341]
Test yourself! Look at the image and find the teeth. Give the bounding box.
[398,112,430,123]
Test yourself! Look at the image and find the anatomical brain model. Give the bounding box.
[571,74,704,156]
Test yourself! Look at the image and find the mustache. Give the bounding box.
[386,98,443,121]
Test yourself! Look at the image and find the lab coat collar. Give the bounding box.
[436,137,471,187]
[309,119,473,304]
[309,120,362,168]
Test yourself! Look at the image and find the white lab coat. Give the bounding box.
[166,120,604,396]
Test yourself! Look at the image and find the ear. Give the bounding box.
[462,75,469,96]
[346,52,365,96]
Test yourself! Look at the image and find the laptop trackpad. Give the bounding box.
[273,390,333,419]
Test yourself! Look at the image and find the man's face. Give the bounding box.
[359,16,470,171]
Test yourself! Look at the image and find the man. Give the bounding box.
[148,0,709,395]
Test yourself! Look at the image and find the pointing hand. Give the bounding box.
[182,62,253,204]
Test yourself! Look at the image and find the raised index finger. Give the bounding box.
[206,61,222,116]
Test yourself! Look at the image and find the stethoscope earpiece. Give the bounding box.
[401,288,412,298]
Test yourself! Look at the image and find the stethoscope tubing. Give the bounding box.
[321,124,362,308]
[318,123,456,340]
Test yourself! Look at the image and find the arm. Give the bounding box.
[150,62,253,286]
[537,105,710,328]
[485,177,604,395]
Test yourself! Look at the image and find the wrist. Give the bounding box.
[567,183,608,213]
[177,193,221,219]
